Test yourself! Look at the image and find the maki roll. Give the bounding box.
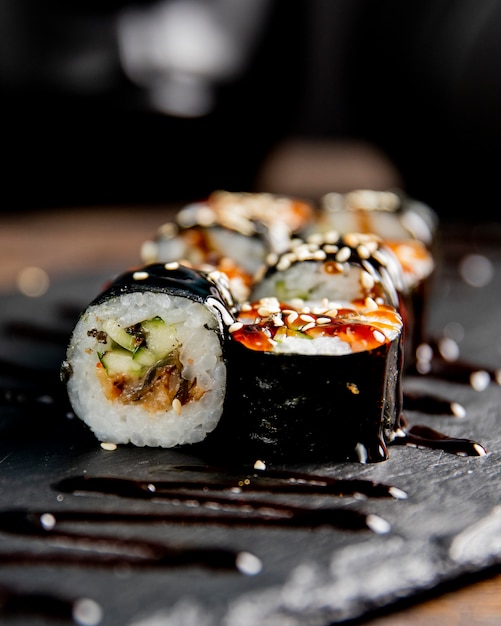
[140,190,314,303]
[318,189,437,362]
[210,295,404,464]
[61,263,235,449]
[203,231,406,463]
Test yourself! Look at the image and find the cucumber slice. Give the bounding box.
[101,319,143,352]
[141,318,179,356]
[132,346,162,367]
[100,348,144,376]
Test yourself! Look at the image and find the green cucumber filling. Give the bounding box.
[88,317,205,411]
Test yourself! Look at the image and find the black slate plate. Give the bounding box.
[1,226,501,626]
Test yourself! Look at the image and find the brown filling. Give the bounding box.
[96,353,205,414]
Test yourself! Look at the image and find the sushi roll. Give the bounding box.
[318,189,437,363]
[140,190,314,303]
[204,231,406,463]
[61,263,235,449]
[208,295,404,464]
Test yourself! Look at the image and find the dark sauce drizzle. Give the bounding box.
[0,585,91,624]
[0,507,249,573]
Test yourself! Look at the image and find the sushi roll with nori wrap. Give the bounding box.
[61,263,235,449]
[140,190,314,302]
[251,230,424,370]
[207,296,404,463]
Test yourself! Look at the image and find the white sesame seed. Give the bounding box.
[361,271,375,289]
[277,257,292,271]
[313,249,327,260]
[355,442,368,463]
[286,311,298,324]
[388,486,408,500]
[373,330,386,343]
[72,597,103,626]
[132,271,149,281]
[164,262,179,270]
[365,297,378,311]
[296,246,314,261]
[366,514,391,534]
[324,244,339,254]
[473,443,487,456]
[316,317,331,325]
[40,513,56,530]
[253,459,266,470]
[470,370,490,391]
[299,314,315,323]
[451,402,466,418]
[325,308,338,317]
[357,244,371,259]
[236,551,263,576]
[229,322,244,333]
[343,233,359,248]
[172,398,182,415]
[372,249,388,265]
[100,442,117,451]
[301,322,316,332]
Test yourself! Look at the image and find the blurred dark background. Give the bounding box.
[2,0,501,221]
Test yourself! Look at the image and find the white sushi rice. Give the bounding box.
[65,292,227,448]
[251,262,366,304]
[273,334,352,355]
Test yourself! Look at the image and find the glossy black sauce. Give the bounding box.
[403,390,465,417]
[0,585,79,622]
[148,464,404,498]
[391,423,487,457]
[0,501,379,535]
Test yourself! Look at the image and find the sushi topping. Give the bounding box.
[92,317,204,412]
[230,296,402,353]
[384,239,434,286]
[177,190,314,237]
